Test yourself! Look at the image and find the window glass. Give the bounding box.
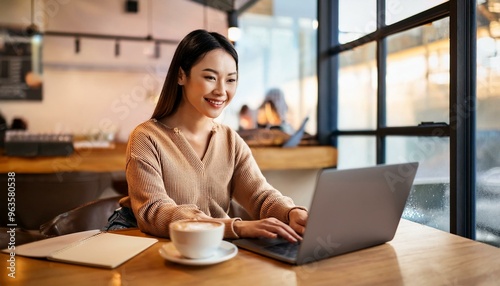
[337,136,376,169]
[476,1,500,247]
[385,0,448,25]
[339,0,377,43]
[338,42,377,130]
[386,18,449,127]
[476,139,500,247]
[231,1,317,135]
[386,136,450,232]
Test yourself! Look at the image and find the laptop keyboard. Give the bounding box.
[264,241,301,258]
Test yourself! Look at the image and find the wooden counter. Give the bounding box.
[0,144,128,174]
[251,146,337,170]
[0,143,337,173]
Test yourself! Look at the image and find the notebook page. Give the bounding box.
[48,232,158,268]
[2,229,101,258]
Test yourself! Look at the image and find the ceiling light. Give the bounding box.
[227,10,241,43]
[26,0,40,36]
[228,27,241,42]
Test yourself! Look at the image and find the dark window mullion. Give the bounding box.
[317,0,339,146]
[449,0,476,239]
[333,125,450,137]
[380,1,449,38]
[376,0,386,165]
[328,3,450,55]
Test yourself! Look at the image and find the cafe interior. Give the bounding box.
[1,0,500,284]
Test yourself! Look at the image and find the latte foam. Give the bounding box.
[172,221,221,231]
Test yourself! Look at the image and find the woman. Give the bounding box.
[106,29,307,243]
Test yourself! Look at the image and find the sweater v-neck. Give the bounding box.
[154,119,216,170]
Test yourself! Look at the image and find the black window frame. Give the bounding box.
[317,0,476,239]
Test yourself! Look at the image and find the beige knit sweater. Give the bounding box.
[119,119,302,239]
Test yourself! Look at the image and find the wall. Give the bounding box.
[0,0,227,142]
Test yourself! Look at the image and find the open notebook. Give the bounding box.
[2,230,158,268]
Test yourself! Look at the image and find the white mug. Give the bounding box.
[169,219,225,259]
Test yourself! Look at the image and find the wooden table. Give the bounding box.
[2,219,499,285]
[0,143,337,173]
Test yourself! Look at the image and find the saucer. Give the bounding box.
[159,241,238,266]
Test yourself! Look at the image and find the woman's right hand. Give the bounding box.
[233,218,302,243]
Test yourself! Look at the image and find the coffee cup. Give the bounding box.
[169,219,225,259]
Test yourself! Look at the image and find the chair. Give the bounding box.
[0,227,46,249]
[40,197,252,237]
[110,171,129,196]
[229,200,253,221]
[40,196,122,237]
[0,172,111,230]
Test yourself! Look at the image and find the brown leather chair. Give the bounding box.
[110,171,129,196]
[40,196,122,237]
[229,200,253,221]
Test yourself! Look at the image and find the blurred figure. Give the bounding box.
[257,88,294,134]
[238,104,256,130]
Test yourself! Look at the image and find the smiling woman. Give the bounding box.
[104,29,308,243]
[177,49,238,123]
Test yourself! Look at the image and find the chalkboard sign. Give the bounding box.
[0,28,43,101]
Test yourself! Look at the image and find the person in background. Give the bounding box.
[257,88,295,134]
[238,104,256,130]
[105,29,307,242]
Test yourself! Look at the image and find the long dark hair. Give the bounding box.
[151,29,238,120]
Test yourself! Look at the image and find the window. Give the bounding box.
[224,0,318,135]
[319,0,486,245]
[476,0,500,246]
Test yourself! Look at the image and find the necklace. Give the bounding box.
[153,118,216,133]
[154,118,174,129]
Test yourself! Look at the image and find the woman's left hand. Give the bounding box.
[288,208,308,235]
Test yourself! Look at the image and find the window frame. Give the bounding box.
[317,0,476,238]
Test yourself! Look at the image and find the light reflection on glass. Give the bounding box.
[386,18,450,127]
[338,43,377,130]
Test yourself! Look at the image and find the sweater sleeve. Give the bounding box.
[230,131,304,223]
[125,128,241,239]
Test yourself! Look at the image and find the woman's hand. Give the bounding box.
[233,218,302,243]
[288,208,308,235]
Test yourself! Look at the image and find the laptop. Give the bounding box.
[232,162,419,265]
